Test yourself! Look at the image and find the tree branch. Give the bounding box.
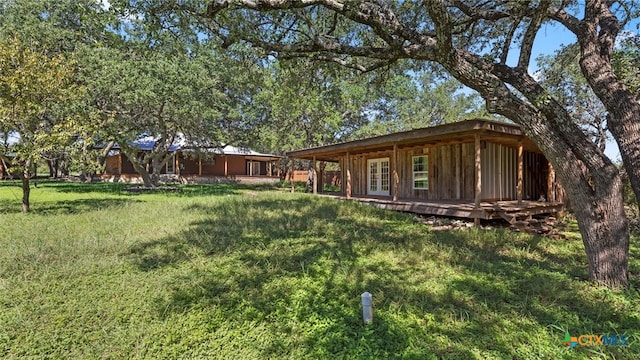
[518,0,550,70]
[500,18,521,64]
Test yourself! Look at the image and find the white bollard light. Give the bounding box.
[361,292,373,324]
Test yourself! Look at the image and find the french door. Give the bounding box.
[367,158,390,196]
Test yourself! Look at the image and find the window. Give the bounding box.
[166,154,175,174]
[247,161,261,176]
[412,155,429,190]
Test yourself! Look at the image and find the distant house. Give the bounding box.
[287,119,565,223]
[101,138,282,184]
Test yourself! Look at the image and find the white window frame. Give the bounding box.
[247,160,261,176]
[412,155,429,190]
[367,157,390,196]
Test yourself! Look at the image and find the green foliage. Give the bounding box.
[536,45,610,151]
[0,36,87,199]
[612,33,640,96]
[0,183,638,359]
[355,67,490,138]
[0,0,120,54]
[255,59,371,154]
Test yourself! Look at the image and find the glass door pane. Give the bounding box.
[369,161,378,192]
[381,160,389,191]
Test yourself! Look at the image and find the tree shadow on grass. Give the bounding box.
[0,197,140,215]
[125,196,639,358]
[421,230,640,358]
[38,181,269,198]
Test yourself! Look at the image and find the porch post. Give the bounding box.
[346,151,352,199]
[455,145,461,200]
[198,158,202,176]
[312,156,318,194]
[393,143,399,202]
[318,161,325,193]
[517,141,523,205]
[176,154,180,176]
[290,158,295,193]
[547,162,555,202]
[117,153,122,175]
[474,134,482,225]
[224,156,228,176]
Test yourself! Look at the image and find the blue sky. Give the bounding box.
[505,18,639,163]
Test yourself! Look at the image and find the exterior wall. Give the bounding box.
[288,170,341,185]
[342,141,552,201]
[481,142,517,200]
[226,155,249,175]
[106,152,278,178]
[178,155,200,175]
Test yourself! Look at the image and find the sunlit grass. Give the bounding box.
[0,181,638,359]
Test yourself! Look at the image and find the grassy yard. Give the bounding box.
[0,181,638,359]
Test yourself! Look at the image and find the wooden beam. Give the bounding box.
[474,134,482,208]
[312,156,318,194]
[346,152,352,199]
[547,161,555,202]
[290,158,295,193]
[474,134,482,225]
[455,145,461,200]
[318,161,324,193]
[393,144,399,202]
[517,141,523,204]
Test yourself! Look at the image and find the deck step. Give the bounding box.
[499,211,532,224]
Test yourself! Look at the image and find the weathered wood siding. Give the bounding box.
[342,141,550,201]
[481,142,517,201]
[105,155,121,174]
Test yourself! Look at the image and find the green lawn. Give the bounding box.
[0,181,638,359]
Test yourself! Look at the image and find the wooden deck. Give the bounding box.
[321,194,565,223]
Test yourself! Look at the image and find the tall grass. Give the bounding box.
[0,181,638,359]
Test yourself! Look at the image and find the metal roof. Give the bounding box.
[287,119,540,162]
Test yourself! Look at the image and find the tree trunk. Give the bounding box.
[47,159,56,178]
[60,158,69,177]
[575,1,640,210]
[306,162,313,193]
[556,159,629,287]
[133,164,155,188]
[22,176,30,212]
[122,149,155,187]
[151,155,171,186]
[21,160,31,213]
[439,48,630,287]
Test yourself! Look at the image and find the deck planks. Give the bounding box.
[321,194,564,221]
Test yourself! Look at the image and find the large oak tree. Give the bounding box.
[137,0,640,287]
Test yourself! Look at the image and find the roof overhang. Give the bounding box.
[287,119,541,162]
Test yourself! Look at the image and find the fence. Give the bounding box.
[286,170,341,186]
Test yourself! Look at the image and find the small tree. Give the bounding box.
[0,37,83,211]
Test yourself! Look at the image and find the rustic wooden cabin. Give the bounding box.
[287,119,565,223]
[103,143,281,184]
